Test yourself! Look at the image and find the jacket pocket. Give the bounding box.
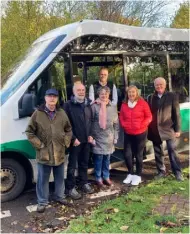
[39,147,49,161]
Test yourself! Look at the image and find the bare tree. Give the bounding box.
[87,0,171,27]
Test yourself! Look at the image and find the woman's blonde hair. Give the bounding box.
[124,85,141,102]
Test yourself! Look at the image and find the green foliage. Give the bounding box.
[50,62,67,102]
[1,1,46,78]
[65,169,189,233]
[1,1,86,84]
[171,2,190,29]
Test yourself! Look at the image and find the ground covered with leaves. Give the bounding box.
[65,167,189,233]
[20,152,189,233]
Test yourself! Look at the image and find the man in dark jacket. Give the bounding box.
[147,77,183,181]
[26,88,72,213]
[64,83,94,199]
[89,67,118,105]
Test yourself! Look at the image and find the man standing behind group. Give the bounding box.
[147,77,183,181]
[26,88,72,213]
[64,83,94,200]
[89,67,118,105]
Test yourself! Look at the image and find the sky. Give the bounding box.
[159,0,185,26]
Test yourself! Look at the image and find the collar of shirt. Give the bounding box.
[44,106,56,120]
[157,94,163,98]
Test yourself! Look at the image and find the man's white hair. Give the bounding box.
[154,77,167,86]
[72,83,85,94]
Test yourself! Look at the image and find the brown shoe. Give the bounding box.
[96,181,104,188]
[103,179,112,186]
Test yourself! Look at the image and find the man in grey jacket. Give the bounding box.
[147,77,183,181]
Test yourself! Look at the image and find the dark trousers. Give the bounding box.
[66,142,90,190]
[153,138,181,175]
[124,131,147,176]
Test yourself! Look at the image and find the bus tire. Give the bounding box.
[1,158,26,202]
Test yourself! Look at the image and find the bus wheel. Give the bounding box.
[1,158,26,202]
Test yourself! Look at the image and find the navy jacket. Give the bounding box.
[63,96,92,143]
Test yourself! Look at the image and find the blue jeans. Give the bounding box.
[93,154,110,181]
[36,163,65,205]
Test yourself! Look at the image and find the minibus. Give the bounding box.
[1,20,189,202]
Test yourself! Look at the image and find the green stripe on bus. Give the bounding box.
[1,140,36,159]
[180,109,189,132]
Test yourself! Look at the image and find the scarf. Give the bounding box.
[128,100,137,108]
[95,98,109,129]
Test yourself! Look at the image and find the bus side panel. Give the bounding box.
[180,108,189,132]
[1,140,36,159]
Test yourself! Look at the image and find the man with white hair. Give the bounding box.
[147,77,183,181]
[64,83,94,199]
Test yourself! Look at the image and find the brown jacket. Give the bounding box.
[25,106,72,166]
[147,91,180,142]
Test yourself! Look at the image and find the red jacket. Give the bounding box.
[119,98,152,135]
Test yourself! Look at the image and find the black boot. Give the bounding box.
[69,187,82,200]
[82,183,94,194]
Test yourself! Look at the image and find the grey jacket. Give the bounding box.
[91,102,119,154]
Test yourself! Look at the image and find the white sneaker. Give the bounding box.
[131,175,141,186]
[123,174,133,184]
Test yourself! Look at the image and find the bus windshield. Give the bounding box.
[1,35,66,106]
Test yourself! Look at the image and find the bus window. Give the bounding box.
[19,58,68,116]
[127,57,167,99]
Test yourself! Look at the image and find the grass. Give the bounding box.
[64,168,189,233]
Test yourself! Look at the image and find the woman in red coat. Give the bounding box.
[119,85,152,186]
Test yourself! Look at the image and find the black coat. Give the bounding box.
[147,91,180,142]
[63,97,92,143]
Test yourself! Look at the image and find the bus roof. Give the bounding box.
[33,19,189,45]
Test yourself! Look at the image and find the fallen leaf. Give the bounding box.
[166,221,178,227]
[179,187,185,191]
[120,226,129,231]
[114,208,119,213]
[160,227,168,233]
[11,221,18,225]
[56,217,66,221]
[44,228,52,232]
[24,225,29,229]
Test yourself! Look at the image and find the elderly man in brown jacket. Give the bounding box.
[147,77,183,181]
[26,88,72,213]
